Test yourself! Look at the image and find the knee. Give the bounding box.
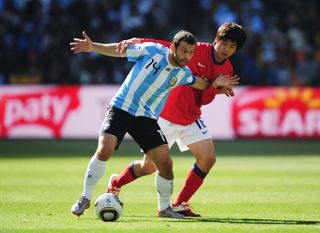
[147,147,173,179]
[206,153,216,168]
[157,157,173,180]
[158,156,173,170]
[155,155,173,178]
[96,145,114,161]
[197,152,216,171]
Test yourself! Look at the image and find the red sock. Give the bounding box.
[172,164,206,206]
[112,162,138,188]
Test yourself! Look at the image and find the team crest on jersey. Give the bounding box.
[168,76,178,86]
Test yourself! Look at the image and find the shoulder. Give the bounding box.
[196,42,213,50]
[181,66,193,75]
[193,42,213,59]
[131,42,168,52]
[127,42,168,58]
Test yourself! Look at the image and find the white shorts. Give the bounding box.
[158,117,212,152]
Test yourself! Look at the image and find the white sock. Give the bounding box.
[155,172,173,211]
[81,155,106,200]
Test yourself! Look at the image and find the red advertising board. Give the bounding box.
[0,86,81,138]
[0,85,119,139]
[1,86,319,139]
[232,87,320,138]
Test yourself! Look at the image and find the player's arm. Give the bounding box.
[199,86,235,105]
[116,38,171,53]
[70,31,127,57]
[192,74,240,91]
[218,87,235,97]
[199,86,217,105]
[199,75,238,105]
[190,77,209,90]
[212,74,240,88]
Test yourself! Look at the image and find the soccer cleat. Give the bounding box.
[71,196,90,217]
[172,202,201,217]
[157,207,185,219]
[106,173,121,196]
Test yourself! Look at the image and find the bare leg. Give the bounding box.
[188,138,216,173]
[133,154,157,176]
[145,145,172,179]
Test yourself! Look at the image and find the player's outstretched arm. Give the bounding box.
[70,31,126,57]
[116,38,141,54]
[212,74,240,89]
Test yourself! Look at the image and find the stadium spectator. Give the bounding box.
[1,0,319,86]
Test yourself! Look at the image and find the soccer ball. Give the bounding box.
[94,193,124,221]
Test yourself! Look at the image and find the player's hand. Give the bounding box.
[217,86,235,97]
[212,74,240,88]
[70,31,93,54]
[116,38,141,54]
[225,87,235,97]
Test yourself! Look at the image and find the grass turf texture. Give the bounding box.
[0,139,319,233]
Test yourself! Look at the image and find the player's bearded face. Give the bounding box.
[172,42,195,67]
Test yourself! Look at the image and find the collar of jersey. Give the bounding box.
[211,47,226,65]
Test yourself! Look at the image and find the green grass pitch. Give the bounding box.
[0,139,319,233]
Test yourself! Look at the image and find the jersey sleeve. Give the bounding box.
[126,43,150,62]
[140,38,172,48]
[187,75,196,85]
[179,69,196,86]
[199,86,219,105]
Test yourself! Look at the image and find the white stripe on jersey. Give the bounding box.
[123,53,165,115]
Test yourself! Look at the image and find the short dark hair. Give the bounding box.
[216,22,247,50]
[172,30,196,48]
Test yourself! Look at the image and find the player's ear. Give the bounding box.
[170,44,176,53]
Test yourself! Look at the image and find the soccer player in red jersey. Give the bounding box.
[107,22,247,217]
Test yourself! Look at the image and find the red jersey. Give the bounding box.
[141,38,234,125]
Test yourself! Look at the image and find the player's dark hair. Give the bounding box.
[216,22,247,50]
[172,30,196,48]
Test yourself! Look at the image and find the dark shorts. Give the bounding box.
[100,106,168,152]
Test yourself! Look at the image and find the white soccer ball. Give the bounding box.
[94,193,124,221]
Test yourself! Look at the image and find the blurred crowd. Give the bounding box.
[1,0,319,86]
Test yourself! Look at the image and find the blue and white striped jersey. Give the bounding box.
[110,42,196,119]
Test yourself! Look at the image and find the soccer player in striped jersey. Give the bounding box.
[70,30,238,219]
[106,22,247,217]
